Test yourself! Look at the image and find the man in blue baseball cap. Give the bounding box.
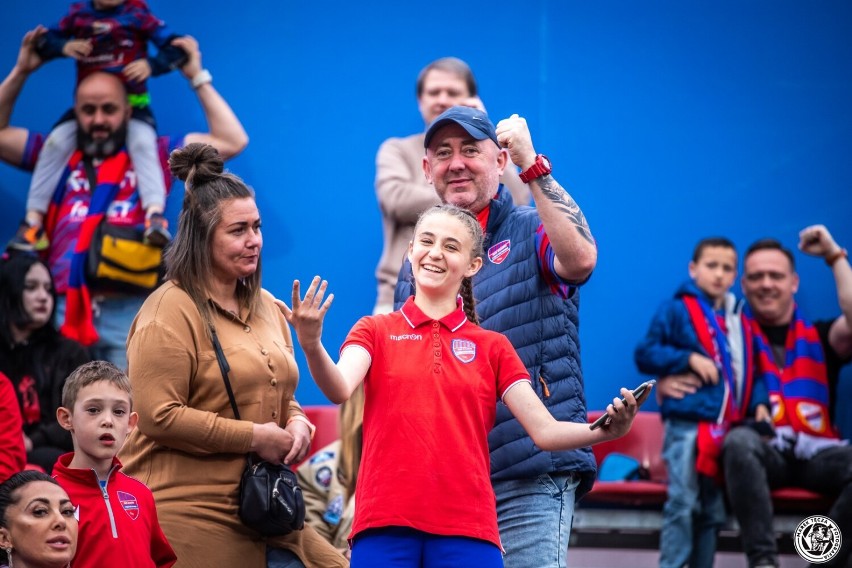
[395,105,600,568]
[423,105,500,148]
[372,58,529,316]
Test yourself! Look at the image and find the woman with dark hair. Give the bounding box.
[0,255,91,472]
[0,470,77,568]
[119,143,347,568]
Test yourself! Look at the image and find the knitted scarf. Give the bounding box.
[743,304,838,439]
[44,149,131,346]
[683,295,754,480]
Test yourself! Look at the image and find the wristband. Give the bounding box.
[825,247,848,267]
[191,69,213,89]
[286,415,316,440]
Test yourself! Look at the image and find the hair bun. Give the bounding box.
[169,143,224,185]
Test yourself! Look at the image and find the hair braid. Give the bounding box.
[459,276,479,325]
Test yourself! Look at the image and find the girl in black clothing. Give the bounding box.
[0,255,90,472]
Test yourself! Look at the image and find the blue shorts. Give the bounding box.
[351,527,503,568]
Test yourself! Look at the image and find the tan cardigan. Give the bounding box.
[120,282,347,568]
[373,132,530,312]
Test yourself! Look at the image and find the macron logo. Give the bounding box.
[389,334,422,341]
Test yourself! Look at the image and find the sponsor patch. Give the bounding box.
[323,494,344,526]
[488,239,511,264]
[309,451,335,465]
[452,339,476,363]
[117,491,139,520]
[316,466,332,489]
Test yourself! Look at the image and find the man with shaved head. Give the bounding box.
[0,27,248,369]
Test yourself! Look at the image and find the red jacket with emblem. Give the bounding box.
[53,453,176,568]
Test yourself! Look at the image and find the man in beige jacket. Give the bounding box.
[373,57,530,314]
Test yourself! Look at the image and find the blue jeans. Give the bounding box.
[723,426,852,568]
[267,547,306,568]
[350,527,503,568]
[493,472,580,568]
[57,294,144,371]
[660,419,726,568]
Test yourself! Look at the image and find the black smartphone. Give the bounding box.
[589,380,656,431]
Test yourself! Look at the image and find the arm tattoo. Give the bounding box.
[537,175,594,244]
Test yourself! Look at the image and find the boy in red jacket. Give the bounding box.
[53,360,176,567]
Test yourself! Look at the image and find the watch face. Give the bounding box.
[540,155,551,170]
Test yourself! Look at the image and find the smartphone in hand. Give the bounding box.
[589,380,656,431]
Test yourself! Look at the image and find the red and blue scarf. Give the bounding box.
[683,295,755,479]
[44,149,130,346]
[743,304,838,439]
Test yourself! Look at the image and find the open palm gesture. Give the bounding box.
[276,276,334,350]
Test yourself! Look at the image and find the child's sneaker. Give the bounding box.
[6,221,49,253]
[144,213,171,247]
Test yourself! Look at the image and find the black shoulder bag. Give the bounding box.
[210,327,306,536]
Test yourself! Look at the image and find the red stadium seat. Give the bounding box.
[296,405,341,467]
[583,410,668,506]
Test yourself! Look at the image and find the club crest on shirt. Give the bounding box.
[117,491,139,520]
[488,239,511,264]
[452,339,476,363]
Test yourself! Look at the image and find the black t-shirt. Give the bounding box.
[760,318,849,423]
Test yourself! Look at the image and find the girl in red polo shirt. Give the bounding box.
[279,204,647,568]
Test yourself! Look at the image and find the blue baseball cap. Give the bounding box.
[424,106,500,149]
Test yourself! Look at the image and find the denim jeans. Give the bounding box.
[494,472,580,568]
[267,547,306,568]
[57,294,145,371]
[660,419,726,568]
[723,426,852,568]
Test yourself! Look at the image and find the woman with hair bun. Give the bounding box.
[119,143,347,568]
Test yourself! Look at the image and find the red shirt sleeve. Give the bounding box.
[341,316,376,359]
[0,374,26,482]
[491,333,531,399]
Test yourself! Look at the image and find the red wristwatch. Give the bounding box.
[519,154,552,183]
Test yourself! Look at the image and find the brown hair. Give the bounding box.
[61,360,132,410]
[337,383,365,501]
[413,204,484,324]
[415,57,477,98]
[745,238,796,270]
[166,143,262,333]
[692,236,736,263]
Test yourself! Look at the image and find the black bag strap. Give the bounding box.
[210,326,241,421]
[82,158,98,191]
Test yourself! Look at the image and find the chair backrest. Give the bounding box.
[302,405,340,455]
[586,410,667,483]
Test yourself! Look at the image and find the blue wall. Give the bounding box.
[2,1,850,435]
